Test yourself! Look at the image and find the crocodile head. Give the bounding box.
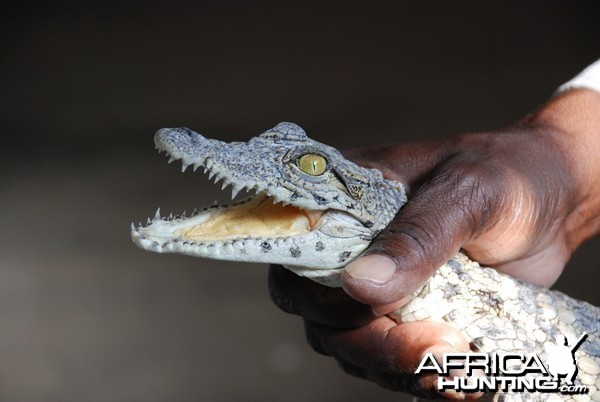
[131,122,406,285]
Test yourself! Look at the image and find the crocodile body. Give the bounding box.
[131,123,599,401]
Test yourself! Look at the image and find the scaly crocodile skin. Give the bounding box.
[131,123,599,401]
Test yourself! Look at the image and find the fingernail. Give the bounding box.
[345,255,396,284]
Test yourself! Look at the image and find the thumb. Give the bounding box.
[342,165,492,307]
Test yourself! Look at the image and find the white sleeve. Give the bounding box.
[557,59,600,94]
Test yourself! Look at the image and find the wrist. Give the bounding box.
[528,89,600,250]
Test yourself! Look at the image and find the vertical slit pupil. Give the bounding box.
[299,154,326,175]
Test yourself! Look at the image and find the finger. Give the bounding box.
[343,159,501,305]
[304,317,482,399]
[268,265,376,328]
[305,317,468,371]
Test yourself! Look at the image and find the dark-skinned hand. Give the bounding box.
[269,89,600,399]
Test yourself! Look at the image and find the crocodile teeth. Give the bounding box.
[231,186,241,199]
[181,162,190,172]
[154,208,161,220]
[208,171,216,180]
[221,180,230,191]
[168,157,175,164]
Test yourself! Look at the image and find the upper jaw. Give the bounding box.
[153,127,319,208]
[154,127,262,201]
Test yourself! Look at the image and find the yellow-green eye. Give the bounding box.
[298,153,327,176]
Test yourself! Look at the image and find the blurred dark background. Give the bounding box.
[1,1,599,401]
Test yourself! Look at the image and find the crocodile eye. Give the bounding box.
[298,154,327,176]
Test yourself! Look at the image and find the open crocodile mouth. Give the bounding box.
[131,143,343,250]
[131,125,384,280]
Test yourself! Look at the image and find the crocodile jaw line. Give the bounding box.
[141,193,327,243]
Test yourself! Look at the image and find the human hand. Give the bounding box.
[269,88,600,398]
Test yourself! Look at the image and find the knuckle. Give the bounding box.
[446,162,504,233]
[447,155,505,196]
[429,159,506,237]
[373,219,436,263]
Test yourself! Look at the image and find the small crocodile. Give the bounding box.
[131,122,599,401]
